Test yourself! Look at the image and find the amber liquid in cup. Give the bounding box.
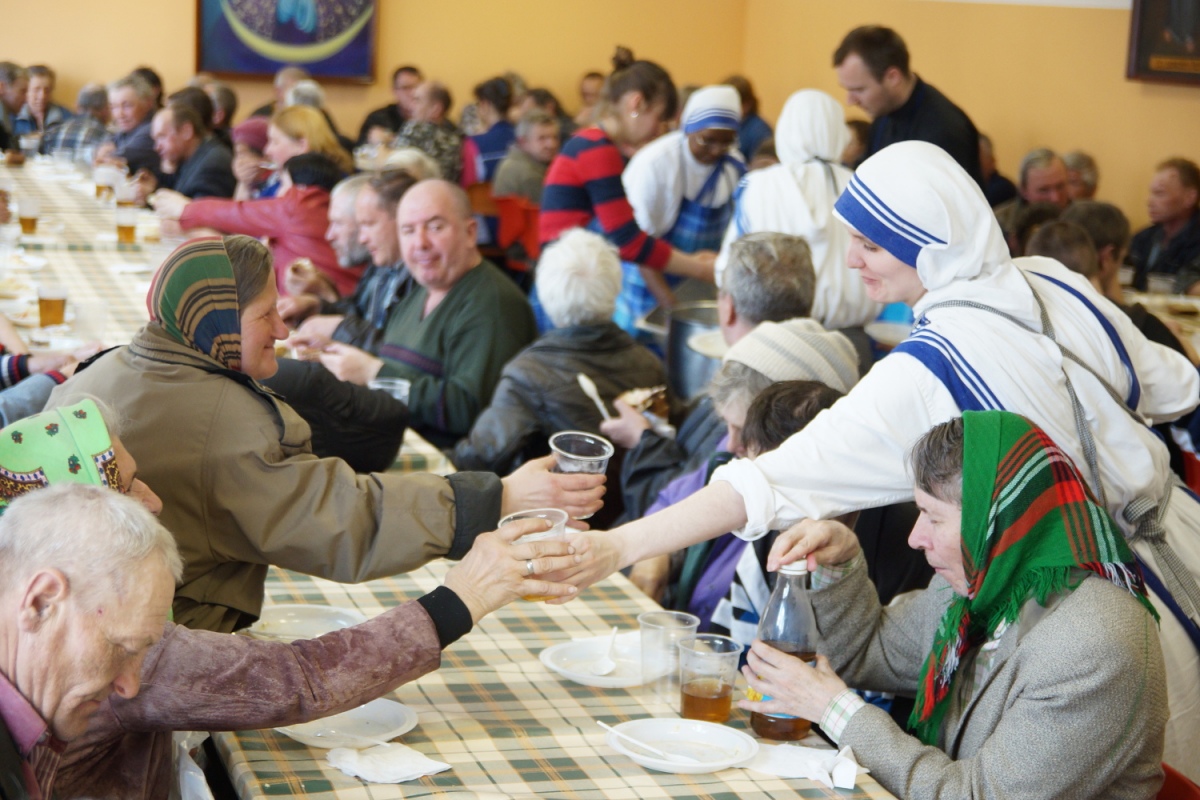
[19,216,37,235]
[38,296,66,327]
[681,678,733,723]
[96,185,114,201]
[749,641,814,739]
[116,224,136,244]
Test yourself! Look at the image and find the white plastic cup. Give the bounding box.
[639,610,700,710]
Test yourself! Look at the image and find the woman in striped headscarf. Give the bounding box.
[49,235,589,634]
[737,411,1166,797]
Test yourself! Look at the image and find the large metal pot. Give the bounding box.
[662,301,721,400]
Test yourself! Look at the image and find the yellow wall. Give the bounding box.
[743,0,1200,227]
[0,0,745,144]
[1,0,1196,226]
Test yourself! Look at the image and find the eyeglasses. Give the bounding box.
[693,133,736,153]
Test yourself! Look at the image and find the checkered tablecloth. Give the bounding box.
[212,564,898,800]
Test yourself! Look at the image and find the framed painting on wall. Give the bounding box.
[196,0,377,83]
[1127,0,1200,85]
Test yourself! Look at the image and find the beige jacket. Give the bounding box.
[50,324,502,632]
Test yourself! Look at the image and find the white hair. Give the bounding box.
[536,228,622,328]
[285,79,325,109]
[0,484,182,605]
[380,147,441,179]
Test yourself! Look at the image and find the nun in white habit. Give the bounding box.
[715,89,880,333]
[617,85,745,334]
[569,141,1200,781]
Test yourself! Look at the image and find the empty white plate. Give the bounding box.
[540,631,642,688]
[276,698,418,749]
[605,717,758,774]
[245,604,367,642]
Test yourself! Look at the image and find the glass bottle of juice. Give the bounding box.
[749,560,820,740]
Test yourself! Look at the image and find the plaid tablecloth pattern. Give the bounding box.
[213,564,898,800]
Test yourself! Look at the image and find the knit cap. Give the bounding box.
[232,117,270,154]
[722,318,858,393]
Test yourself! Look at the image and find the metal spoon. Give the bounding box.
[596,720,703,764]
[590,626,619,676]
[576,373,613,421]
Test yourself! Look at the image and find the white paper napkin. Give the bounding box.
[742,743,867,789]
[326,742,450,784]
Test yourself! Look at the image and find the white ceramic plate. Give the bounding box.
[865,321,912,348]
[245,604,366,642]
[8,254,47,271]
[276,698,418,749]
[687,329,728,360]
[540,631,642,688]
[8,306,76,328]
[605,717,758,774]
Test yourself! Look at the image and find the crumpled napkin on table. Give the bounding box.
[326,743,450,783]
[742,743,868,789]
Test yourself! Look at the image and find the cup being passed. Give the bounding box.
[368,377,411,405]
[499,507,568,602]
[548,431,614,520]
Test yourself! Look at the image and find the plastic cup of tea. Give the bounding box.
[37,285,67,327]
[115,205,139,245]
[17,195,40,235]
[639,610,700,711]
[367,377,411,405]
[678,634,741,723]
[500,507,568,601]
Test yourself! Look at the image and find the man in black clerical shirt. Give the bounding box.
[833,25,982,186]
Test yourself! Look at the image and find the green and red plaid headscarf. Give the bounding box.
[148,236,242,371]
[910,410,1157,745]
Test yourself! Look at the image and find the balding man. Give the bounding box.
[249,65,308,118]
[146,102,235,199]
[321,179,536,446]
[0,484,179,797]
[993,148,1071,251]
[394,81,463,183]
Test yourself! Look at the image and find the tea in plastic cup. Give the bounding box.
[115,205,139,245]
[548,431,614,474]
[500,507,568,601]
[367,377,411,405]
[94,165,123,201]
[678,634,741,723]
[17,196,40,235]
[639,610,700,710]
[37,285,67,327]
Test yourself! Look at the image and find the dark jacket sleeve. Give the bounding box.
[451,366,541,474]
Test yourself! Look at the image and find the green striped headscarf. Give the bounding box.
[911,410,1157,745]
[148,236,242,371]
[0,399,120,513]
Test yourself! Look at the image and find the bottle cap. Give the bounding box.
[779,560,809,575]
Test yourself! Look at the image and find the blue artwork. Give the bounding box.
[197,0,376,81]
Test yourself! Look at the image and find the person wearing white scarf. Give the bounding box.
[571,141,1200,781]
[714,90,880,331]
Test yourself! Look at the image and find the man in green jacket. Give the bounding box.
[321,179,537,448]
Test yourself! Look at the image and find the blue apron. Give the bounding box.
[613,152,745,340]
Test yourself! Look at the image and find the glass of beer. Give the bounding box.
[37,285,67,327]
[678,634,741,723]
[94,165,121,202]
[500,508,568,601]
[115,205,138,245]
[17,196,40,235]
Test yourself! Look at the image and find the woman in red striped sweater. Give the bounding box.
[539,47,715,298]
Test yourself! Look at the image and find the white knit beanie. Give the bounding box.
[722,318,859,393]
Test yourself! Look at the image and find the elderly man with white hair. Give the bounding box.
[0,484,180,796]
[451,228,664,475]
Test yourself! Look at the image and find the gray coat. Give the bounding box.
[816,563,1167,799]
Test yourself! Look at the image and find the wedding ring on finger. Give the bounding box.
[525,558,536,577]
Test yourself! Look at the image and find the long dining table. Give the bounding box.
[4,158,897,799]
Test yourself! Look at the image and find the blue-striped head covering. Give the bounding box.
[681,85,741,135]
[832,141,1010,292]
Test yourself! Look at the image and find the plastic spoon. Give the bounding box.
[596,720,703,764]
[310,729,394,749]
[591,626,619,675]
[576,373,613,421]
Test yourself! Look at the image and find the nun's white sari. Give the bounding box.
[714,141,1200,778]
